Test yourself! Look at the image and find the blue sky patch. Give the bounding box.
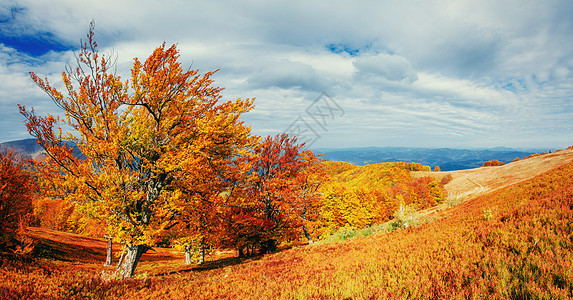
[326,43,365,56]
[0,32,75,56]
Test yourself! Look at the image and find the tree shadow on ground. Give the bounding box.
[156,254,265,276]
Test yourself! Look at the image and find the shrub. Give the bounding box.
[440,174,453,185]
[391,204,417,229]
[445,194,465,207]
[482,160,505,167]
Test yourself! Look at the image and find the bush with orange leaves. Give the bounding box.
[482,160,505,167]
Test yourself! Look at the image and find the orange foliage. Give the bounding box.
[0,148,35,250]
[440,174,453,185]
[3,161,573,298]
[393,176,447,209]
[316,162,446,237]
[523,151,553,160]
[18,23,255,278]
[32,198,106,237]
[320,161,356,176]
[10,23,573,295]
[222,134,324,254]
[482,160,505,167]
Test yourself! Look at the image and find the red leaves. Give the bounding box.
[4,161,573,298]
[221,134,324,252]
[0,148,35,249]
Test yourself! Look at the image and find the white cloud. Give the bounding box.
[412,73,518,107]
[1,0,572,149]
[353,53,418,82]
[0,45,72,141]
[247,59,327,92]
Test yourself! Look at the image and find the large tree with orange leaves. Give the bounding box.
[19,23,255,278]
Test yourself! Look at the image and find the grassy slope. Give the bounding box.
[2,151,573,299]
[415,148,573,200]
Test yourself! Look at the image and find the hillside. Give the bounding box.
[2,150,573,298]
[414,148,573,200]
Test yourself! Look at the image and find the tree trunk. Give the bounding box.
[115,244,149,279]
[104,235,113,266]
[260,239,277,254]
[197,243,205,264]
[302,224,313,244]
[185,245,193,265]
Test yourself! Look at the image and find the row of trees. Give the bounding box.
[12,24,449,279]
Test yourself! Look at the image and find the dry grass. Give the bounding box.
[4,150,573,298]
[6,160,573,298]
[413,149,573,200]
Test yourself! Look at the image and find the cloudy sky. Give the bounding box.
[1,0,572,149]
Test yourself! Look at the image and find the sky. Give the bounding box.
[1,0,572,150]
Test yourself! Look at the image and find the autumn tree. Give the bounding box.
[0,148,35,251]
[231,134,323,254]
[171,197,222,265]
[19,23,255,278]
[440,174,453,185]
[291,150,324,244]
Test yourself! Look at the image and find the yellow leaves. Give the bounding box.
[315,162,447,238]
[23,25,263,257]
[428,180,446,204]
[319,186,375,230]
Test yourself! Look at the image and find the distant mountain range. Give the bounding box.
[316,147,543,171]
[1,138,47,161]
[1,138,545,171]
[0,138,83,161]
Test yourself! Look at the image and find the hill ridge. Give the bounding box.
[318,146,542,171]
[415,148,573,201]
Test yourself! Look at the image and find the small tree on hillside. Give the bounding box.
[291,150,325,244]
[20,23,256,279]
